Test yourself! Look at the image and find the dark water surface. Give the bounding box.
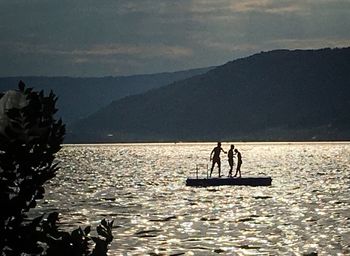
[34,142,350,255]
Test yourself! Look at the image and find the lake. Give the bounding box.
[34,142,350,255]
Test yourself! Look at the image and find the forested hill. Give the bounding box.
[0,67,213,124]
[69,47,350,142]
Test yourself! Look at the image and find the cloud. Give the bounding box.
[5,42,193,60]
[230,0,303,14]
[267,38,350,50]
[1,0,350,76]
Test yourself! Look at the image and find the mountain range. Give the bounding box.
[68,47,350,143]
[0,67,212,124]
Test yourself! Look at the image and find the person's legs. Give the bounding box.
[218,160,221,177]
[236,161,242,177]
[233,164,238,177]
[228,159,233,177]
[211,158,220,177]
[210,161,215,177]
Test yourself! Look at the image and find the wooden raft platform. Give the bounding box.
[186,177,272,187]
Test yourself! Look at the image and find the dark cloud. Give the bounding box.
[0,0,349,76]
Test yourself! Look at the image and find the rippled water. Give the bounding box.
[34,142,350,255]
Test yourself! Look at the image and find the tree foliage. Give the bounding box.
[0,81,113,255]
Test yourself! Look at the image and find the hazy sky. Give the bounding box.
[1,0,349,77]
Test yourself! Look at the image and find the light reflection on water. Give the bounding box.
[34,142,350,255]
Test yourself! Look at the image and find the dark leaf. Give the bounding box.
[84,226,91,235]
[18,80,25,91]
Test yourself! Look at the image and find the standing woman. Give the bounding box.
[233,149,242,178]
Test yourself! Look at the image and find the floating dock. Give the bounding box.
[186,177,272,187]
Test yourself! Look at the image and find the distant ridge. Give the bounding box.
[69,47,350,143]
[0,67,213,124]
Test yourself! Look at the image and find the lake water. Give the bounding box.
[34,142,350,255]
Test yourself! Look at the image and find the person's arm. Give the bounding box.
[221,148,227,154]
[210,149,214,160]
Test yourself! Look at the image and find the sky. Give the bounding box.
[1,0,350,77]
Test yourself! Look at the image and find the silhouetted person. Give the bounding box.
[210,142,226,177]
[227,144,235,177]
[233,149,242,178]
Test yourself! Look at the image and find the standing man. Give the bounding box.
[227,144,235,177]
[210,142,227,177]
[233,148,242,178]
